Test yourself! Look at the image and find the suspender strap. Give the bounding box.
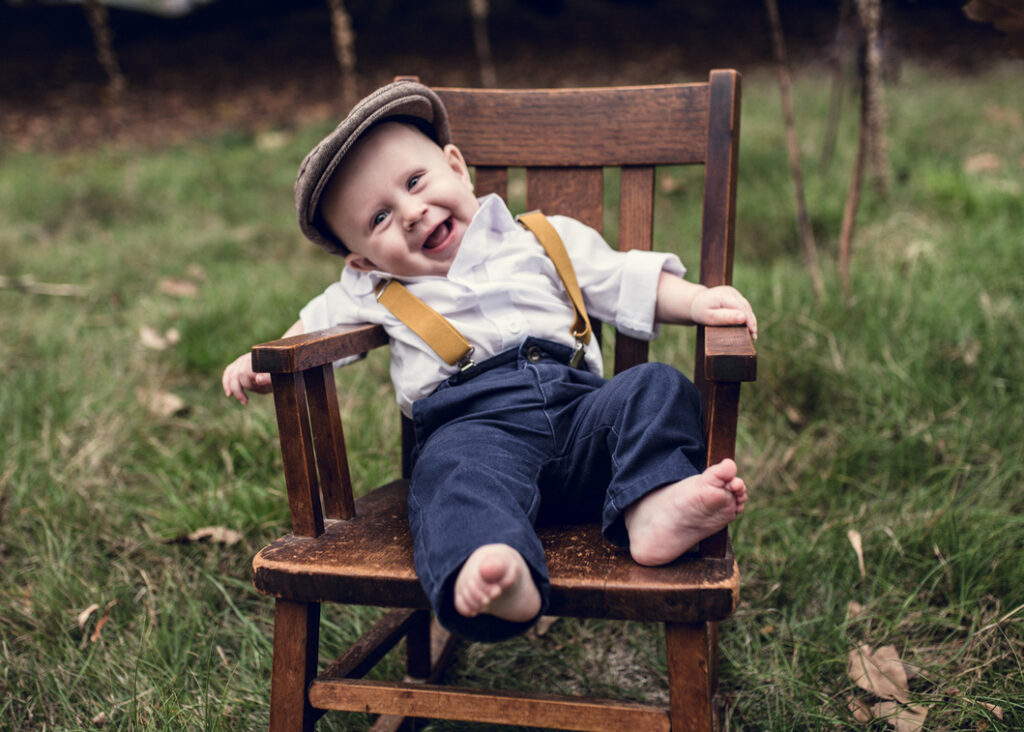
[375,279,474,368]
[516,211,593,346]
[373,211,591,369]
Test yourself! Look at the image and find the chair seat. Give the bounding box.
[253,481,739,624]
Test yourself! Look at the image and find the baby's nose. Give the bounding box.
[401,200,428,229]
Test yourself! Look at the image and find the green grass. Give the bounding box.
[2,61,1023,730]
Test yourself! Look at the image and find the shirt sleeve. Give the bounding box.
[298,270,378,367]
[549,216,686,341]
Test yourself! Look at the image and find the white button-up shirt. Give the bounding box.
[300,194,685,416]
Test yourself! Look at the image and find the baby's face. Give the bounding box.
[322,122,479,278]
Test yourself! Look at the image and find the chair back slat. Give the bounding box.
[525,167,603,232]
[439,85,710,166]
[613,165,657,371]
[472,166,508,200]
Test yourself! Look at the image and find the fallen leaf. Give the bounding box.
[847,601,866,618]
[157,277,199,298]
[527,615,559,638]
[872,700,928,732]
[139,326,168,350]
[848,695,872,722]
[92,711,110,726]
[962,340,982,366]
[77,603,100,629]
[139,326,182,351]
[984,103,1023,128]
[171,526,244,546]
[980,702,1004,720]
[136,388,187,417]
[848,644,909,703]
[89,600,119,643]
[848,529,867,580]
[964,152,1002,174]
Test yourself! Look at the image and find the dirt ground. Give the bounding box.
[0,0,1008,152]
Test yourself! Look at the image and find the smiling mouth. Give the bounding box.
[423,218,453,251]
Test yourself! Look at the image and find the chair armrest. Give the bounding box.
[251,324,388,374]
[703,326,757,383]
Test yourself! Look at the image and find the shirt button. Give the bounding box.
[508,319,522,334]
[526,346,543,362]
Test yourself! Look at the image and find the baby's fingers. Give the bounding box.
[703,307,752,327]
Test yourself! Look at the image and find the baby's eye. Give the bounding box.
[371,211,388,229]
[407,174,421,190]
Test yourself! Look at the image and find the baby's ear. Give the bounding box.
[443,144,474,188]
[344,252,378,272]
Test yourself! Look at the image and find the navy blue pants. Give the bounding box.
[409,338,706,642]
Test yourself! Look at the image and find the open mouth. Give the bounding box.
[423,218,453,251]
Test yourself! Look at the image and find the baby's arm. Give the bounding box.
[654,271,757,340]
[222,318,304,404]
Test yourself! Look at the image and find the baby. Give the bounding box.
[223,81,756,641]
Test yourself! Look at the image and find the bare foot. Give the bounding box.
[453,543,541,622]
[624,459,748,566]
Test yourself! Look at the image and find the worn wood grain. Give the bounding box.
[304,364,355,520]
[704,326,757,383]
[308,679,670,732]
[269,600,320,732]
[666,622,714,732]
[270,371,323,537]
[253,481,738,623]
[437,84,710,167]
[253,324,388,374]
[526,167,604,231]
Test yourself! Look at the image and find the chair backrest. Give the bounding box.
[435,70,741,387]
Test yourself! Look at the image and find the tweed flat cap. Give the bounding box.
[295,80,452,256]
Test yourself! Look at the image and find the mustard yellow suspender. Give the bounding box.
[373,211,592,370]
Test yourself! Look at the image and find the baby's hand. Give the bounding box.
[222,351,272,405]
[690,285,758,340]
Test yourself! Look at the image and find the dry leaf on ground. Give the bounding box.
[136,388,187,417]
[872,700,928,732]
[139,326,181,351]
[848,644,910,703]
[76,603,100,629]
[848,529,867,580]
[848,695,872,722]
[89,600,119,644]
[169,526,244,546]
[964,152,1002,174]
[528,615,559,637]
[157,277,199,297]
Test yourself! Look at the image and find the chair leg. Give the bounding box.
[665,621,718,732]
[405,609,432,679]
[269,599,321,732]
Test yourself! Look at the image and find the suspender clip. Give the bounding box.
[569,341,586,369]
[457,348,476,372]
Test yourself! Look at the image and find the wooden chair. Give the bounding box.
[250,70,756,732]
